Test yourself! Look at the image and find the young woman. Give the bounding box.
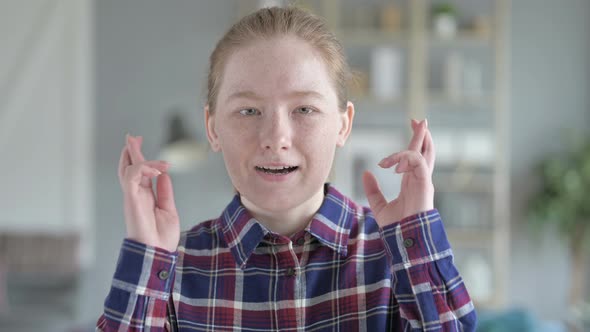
[97,6,476,332]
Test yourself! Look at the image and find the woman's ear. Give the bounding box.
[205,104,221,152]
[336,101,355,147]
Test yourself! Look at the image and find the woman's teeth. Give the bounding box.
[255,166,298,174]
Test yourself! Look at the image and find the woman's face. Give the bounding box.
[206,36,354,213]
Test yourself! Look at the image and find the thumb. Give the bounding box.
[362,170,387,216]
[155,173,178,214]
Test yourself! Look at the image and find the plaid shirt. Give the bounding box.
[97,184,476,331]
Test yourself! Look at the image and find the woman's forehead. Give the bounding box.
[218,38,337,103]
[225,89,328,105]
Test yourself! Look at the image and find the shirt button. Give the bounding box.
[296,237,305,246]
[286,267,296,277]
[403,238,415,248]
[158,270,170,280]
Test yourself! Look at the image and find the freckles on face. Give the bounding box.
[209,36,348,210]
[214,36,344,150]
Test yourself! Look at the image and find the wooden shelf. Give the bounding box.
[337,28,408,46]
[350,94,407,106]
[434,172,494,193]
[427,91,493,107]
[297,0,510,309]
[427,30,492,47]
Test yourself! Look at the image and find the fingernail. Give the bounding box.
[424,118,428,128]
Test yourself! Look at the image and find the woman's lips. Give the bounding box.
[255,165,298,174]
[254,165,299,182]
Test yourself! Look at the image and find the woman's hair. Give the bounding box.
[206,6,351,113]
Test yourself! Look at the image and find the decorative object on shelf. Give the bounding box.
[527,133,590,309]
[462,59,484,99]
[432,3,458,39]
[431,129,493,167]
[257,0,285,9]
[333,129,404,206]
[444,51,463,101]
[443,52,484,102]
[370,47,403,101]
[380,4,401,33]
[472,15,492,39]
[158,110,207,173]
[430,129,457,166]
[463,130,494,166]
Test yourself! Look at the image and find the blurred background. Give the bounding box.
[0,0,589,331]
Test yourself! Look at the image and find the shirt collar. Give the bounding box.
[305,184,352,257]
[220,184,354,268]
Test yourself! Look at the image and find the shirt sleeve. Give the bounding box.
[96,238,178,332]
[378,209,477,332]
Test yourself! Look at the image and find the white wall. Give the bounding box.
[509,0,590,320]
[79,0,237,323]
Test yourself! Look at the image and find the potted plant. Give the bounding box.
[432,3,458,39]
[528,133,590,323]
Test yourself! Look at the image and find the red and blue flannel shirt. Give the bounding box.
[97,184,476,331]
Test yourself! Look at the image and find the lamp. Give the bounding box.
[158,110,207,173]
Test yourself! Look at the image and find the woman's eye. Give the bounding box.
[239,108,259,116]
[295,107,314,114]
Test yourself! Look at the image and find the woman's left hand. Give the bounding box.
[362,119,436,228]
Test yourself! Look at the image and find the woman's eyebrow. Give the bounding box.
[227,90,325,101]
[227,90,262,101]
[289,90,325,100]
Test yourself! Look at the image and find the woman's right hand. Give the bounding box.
[118,134,180,252]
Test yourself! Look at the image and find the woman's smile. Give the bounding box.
[254,164,299,182]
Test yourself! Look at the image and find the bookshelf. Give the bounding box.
[236,0,510,309]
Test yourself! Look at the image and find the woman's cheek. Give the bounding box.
[222,120,257,143]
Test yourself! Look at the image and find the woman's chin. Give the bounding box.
[242,192,300,212]
[238,183,325,216]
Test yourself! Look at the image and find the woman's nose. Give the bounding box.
[259,112,292,152]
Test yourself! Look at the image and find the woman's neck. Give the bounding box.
[241,186,325,238]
